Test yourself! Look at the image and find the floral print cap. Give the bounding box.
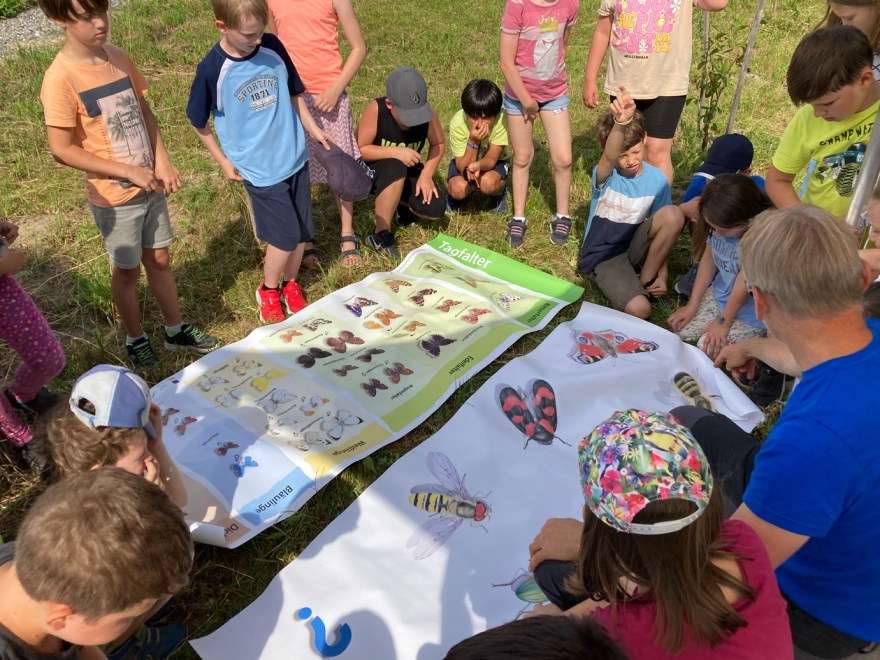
[579,409,713,535]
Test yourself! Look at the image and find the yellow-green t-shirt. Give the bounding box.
[448,109,509,160]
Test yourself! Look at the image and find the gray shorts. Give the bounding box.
[591,217,654,310]
[89,191,173,269]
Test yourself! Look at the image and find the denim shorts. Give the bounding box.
[503,93,569,116]
[89,191,173,269]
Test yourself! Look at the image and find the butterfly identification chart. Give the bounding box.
[150,235,583,548]
[191,302,763,659]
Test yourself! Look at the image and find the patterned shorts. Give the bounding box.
[302,91,361,186]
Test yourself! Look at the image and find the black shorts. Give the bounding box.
[366,159,446,219]
[244,165,315,251]
[610,94,687,140]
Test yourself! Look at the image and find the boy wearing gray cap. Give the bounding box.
[356,66,447,258]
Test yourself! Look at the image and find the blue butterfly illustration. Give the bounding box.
[231,456,258,478]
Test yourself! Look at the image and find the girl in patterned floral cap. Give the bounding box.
[529,409,793,658]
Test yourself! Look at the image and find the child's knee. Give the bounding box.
[112,264,141,285]
[478,172,504,195]
[513,148,534,168]
[624,295,652,320]
[447,176,470,200]
[654,205,686,233]
[142,248,172,271]
[551,151,573,171]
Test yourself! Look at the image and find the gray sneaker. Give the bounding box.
[674,263,699,298]
[365,229,401,259]
[165,323,221,354]
[126,336,160,368]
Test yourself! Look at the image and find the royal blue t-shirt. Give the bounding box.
[186,33,306,187]
[743,318,880,640]
[681,172,766,204]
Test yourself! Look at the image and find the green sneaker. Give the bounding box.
[164,323,221,355]
[126,336,160,368]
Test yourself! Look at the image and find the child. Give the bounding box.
[499,0,579,247]
[356,66,447,259]
[0,467,193,658]
[667,175,771,359]
[43,364,187,509]
[38,0,220,368]
[767,26,880,218]
[267,0,367,267]
[0,220,64,473]
[445,79,510,214]
[822,0,880,79]
[532,409,793,658]
[577,89,682,320]
[187,0,332,324]
[582,0,729,184]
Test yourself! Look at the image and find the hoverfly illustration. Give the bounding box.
[656,371,718,411]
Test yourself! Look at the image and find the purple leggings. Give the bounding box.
[0,274,64,445]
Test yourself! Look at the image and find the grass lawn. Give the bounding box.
[0,0,813,654]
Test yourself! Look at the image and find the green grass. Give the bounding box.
[0,0,815,654]
[0,0,34,19]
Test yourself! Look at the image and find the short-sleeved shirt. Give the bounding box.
[707,232,762,328]
[186,33,306,187]
[40,45,154,208]
[771,98,880,218]
[578,162,670,274]
[599,0,694,98]
[267,0,342,94]
[448,109,509,160]
[743,318,880,641]
[500,0,580,102]
[592,520,793,659]
[0,543,81,659]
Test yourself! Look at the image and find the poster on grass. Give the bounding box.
[190,302,762,659]
[150,235,583,548]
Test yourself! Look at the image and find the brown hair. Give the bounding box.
[37,0,108,22]
[15,468,192,619]
[596,109,646,151]
[211,0,268,28]
[740,205,865,318]
[691,173,774,260]
[42,401,144,480]
[821,0,880,52]
[787,26,873,105]
[568,491,754,653]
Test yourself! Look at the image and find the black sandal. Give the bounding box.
[339,235,362,266]
[302,244,320,268]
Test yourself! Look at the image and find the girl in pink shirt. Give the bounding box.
[268,0,366,266]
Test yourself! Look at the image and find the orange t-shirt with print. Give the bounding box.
[41,44,154,208]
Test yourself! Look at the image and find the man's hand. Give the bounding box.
[714,342,758,381]
[528,517,582,571]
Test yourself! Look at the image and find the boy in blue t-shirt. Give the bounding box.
[577,88,682,319]
[186,0,331,324]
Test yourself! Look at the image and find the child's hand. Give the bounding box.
[143,455,162,487]
[126,165,163,192]
[219,158,244,182]
[0,248,24,275]
[394,147,422,167]
[610,86,635,124]
[667,305,696,332]
[313,131,333,151]
[468,120,490,144]
[523,603,564,618]
[415,173,439,204]
[701,321,730,359]
[0,220,19,245]
[146,404,164,447]
[155,159,182,195]
[521,95,539,122]
[465,161,482,184]
[583,80,600,109]
[314,88,341,114]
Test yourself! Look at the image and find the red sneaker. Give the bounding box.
[256,286,285,324]
[281,280,307,315]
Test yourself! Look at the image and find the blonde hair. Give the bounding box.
[823,0,880,51]
[211,0,268,28]
[740,205,864,317]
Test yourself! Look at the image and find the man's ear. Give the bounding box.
[45,602,75,632]
[860,257,874,291]
[752,285,769,320]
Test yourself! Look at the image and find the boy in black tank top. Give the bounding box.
[356,67,447,258]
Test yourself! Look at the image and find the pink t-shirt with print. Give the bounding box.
[501,0,580,103]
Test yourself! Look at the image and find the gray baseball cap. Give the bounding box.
[386,66,434,127]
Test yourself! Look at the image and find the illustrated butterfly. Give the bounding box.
[384,362,413,385]
[216,388,246,408]
[364,309,402,329]
[279,329,303,343]
[492,292,524,312]
[175,416,198,436]
[231,456,258,478]
[161,407,180,425]
[256,388,297,414]
[266,417,295,436]
[404,320,426,332]
[361,378,388,397]
[571,329,660,366]
[454,275,490,288]
[409,288,437,307]
[287,430,331,452]
[419,333,457,358]
[421,261,446,273]
[384,279,412,293]
[356,348,386,363]
[333,365,357,377]
[233,359,262,377]
[325,330,365,353]
[499,379,570,449]
[301,395,330,416]
[214,441,240,457]
[436,299,461,313]
[198,376,228,393]
[303,318,332,332]
[462,308,491,324]
[251,370,287,392]
[298,347,332,368]
[320,409,364,441]
[344,297,377,317]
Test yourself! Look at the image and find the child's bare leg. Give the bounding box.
[624,294,652,320]
[641,205,685,295]
[645,136,674,186]
[374,177,405,233]
[540,107,572,217]
[478,171,505,196]
[264,245,293,288]
[283,243,305,283]
[446,175,472,201]
[142,247,182,327]
[507,114,535,218]
[111,264,146,338]
[336,196,360,266]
